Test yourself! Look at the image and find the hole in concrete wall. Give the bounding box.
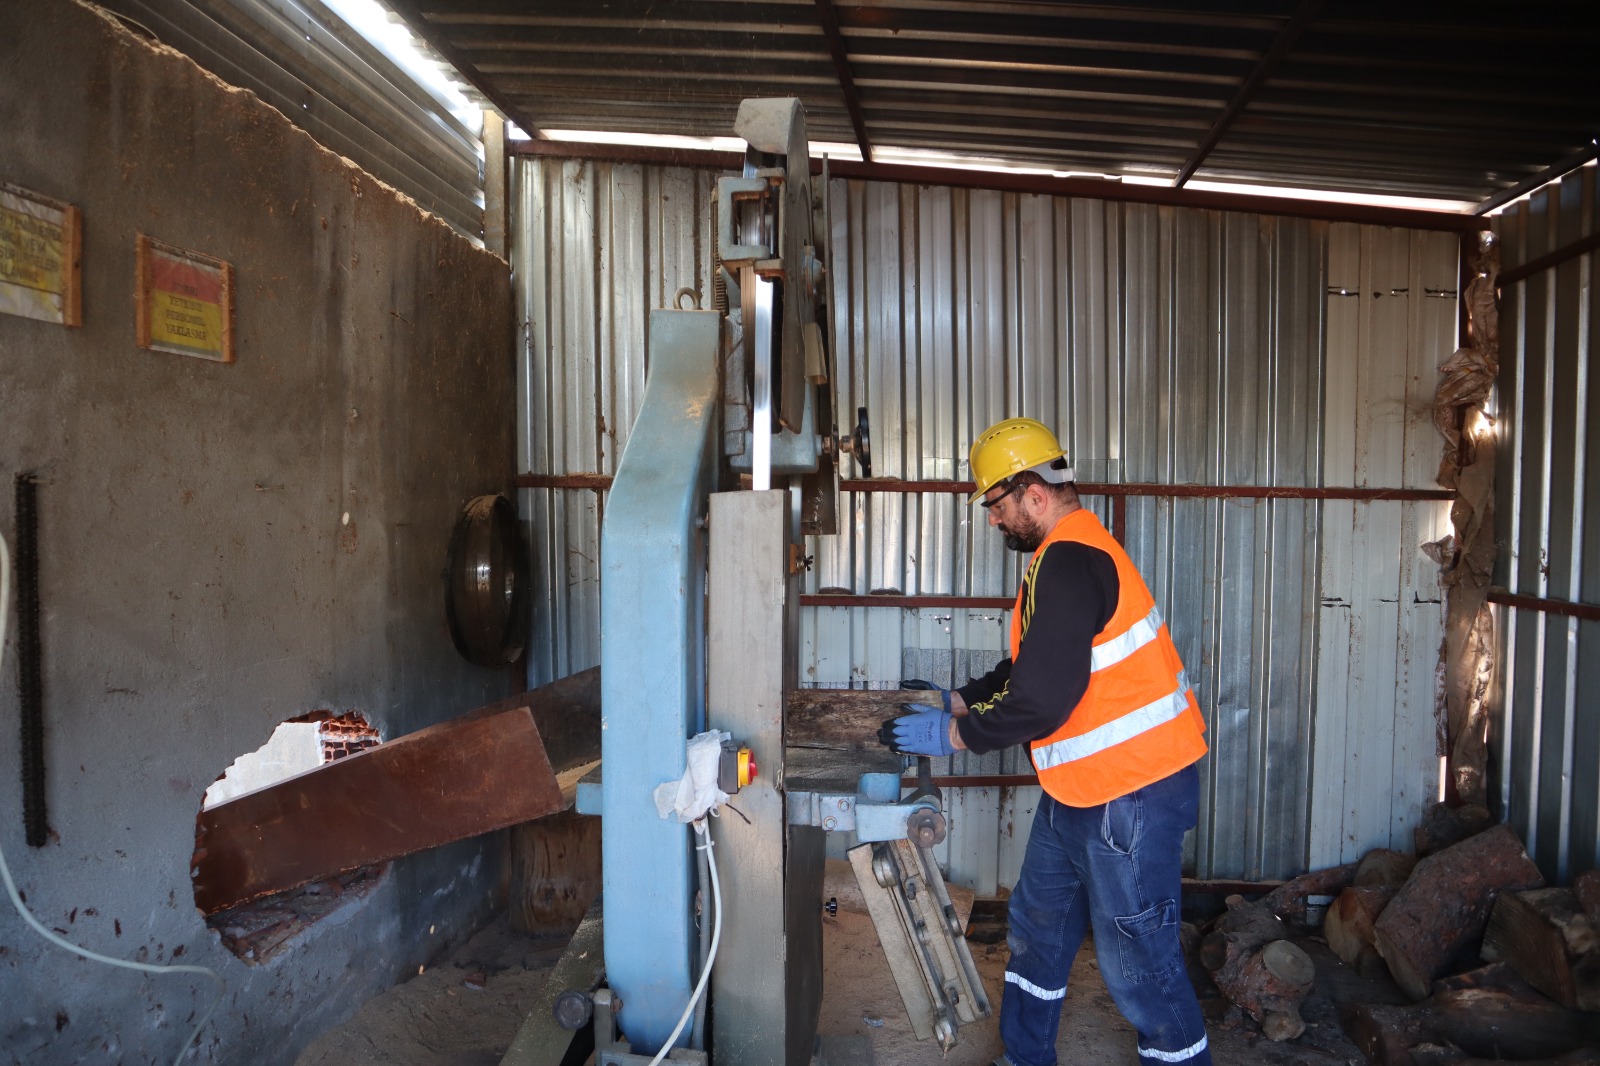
[197,711,388,965]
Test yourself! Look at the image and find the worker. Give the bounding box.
[881,417,1212,1066]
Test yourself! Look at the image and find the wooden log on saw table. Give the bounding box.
[1481,886,1600,1011]
[1325,884,1401,979]
[784,687,947,782]
[1200,895,1315,1040]
[1339,984,1600,1065]
[1373,823,1544,1001]
[193,668,601,915]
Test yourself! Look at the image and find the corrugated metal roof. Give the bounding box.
[401,0,1597,205]
[103,0,486,239]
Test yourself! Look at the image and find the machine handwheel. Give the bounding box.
[444,493,531,667]
[853,406,872,479]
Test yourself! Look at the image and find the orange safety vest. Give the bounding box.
[1011,508,1207,807]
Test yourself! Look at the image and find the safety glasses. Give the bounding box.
[979,480,1023,510]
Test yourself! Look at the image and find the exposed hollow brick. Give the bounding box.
[319,712,381,764]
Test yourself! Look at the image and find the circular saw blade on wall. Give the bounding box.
[445,493,531,667]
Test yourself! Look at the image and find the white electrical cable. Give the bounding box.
[0,532,225,1065]
[646,818,722,1066]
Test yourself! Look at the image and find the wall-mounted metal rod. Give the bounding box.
[800,594,1012,609]
[516,473,614,489]
[14,474,46,847]
[842,479,1456,502]
[517,473,1456,504]
[1487,589,1600,623]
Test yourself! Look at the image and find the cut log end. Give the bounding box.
[1261,939,1316,987]
[1261,1010,1306,1042]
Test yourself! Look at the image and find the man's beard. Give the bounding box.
[1002,513,1047,553]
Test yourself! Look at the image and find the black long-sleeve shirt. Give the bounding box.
[954,539,1120,755]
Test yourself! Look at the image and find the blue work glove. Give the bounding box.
[899,678,952,714]
[879,704,955,758]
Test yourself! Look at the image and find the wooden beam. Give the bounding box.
[193,669,601,914]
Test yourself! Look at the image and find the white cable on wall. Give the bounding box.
[0,531,225,1064]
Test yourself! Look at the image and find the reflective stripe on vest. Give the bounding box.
[1032,671,1193,771]
[1016,508,1207,806]
[1089,604,1162,673]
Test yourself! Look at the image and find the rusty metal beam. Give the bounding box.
[801,593,1012,609]
[1474,140,1600,217]
[193,669,600,915]
[842,479,1456,501]
[518,474,1457,502]
[813,0,873,162]
[1487,589,1600,623]
[1175,0,1325,188]
[515,472,615,490]
[1497,228,1600,288]
[506,139,1485,232]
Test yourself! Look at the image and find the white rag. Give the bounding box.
[653,729,731,823]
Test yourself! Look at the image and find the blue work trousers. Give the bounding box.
[999,763,1211,1066]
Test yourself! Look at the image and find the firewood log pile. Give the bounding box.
[1195,806,1600,1064]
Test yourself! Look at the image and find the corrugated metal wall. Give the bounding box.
[1492,163,1600,884]
[98,0,485,239]
[1309,227,1457,870]
[512,155,1457,885]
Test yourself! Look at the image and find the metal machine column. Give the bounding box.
[599,308,723,1054]
[707,490,824,1065]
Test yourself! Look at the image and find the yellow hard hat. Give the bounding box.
[967,418,1070,503]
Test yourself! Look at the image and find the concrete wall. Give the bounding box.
[0,1,516,1062]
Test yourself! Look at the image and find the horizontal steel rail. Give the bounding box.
[1487,589,1600,623]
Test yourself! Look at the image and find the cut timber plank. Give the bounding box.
[510,809,600,936]
[785,688,943,786]
[193,669,601,914]
[786,687,942,754]
[1481,887,1600,1011]
[1373,824,1544,1000]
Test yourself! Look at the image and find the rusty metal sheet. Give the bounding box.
[192,670,601,914]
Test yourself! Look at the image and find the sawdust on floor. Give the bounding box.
[298,864,1376,1066]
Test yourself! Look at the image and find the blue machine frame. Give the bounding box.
[598,307,723,1054]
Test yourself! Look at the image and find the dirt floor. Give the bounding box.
[298,864,1391,1066]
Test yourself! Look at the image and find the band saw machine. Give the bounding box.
[507,98,991,1066]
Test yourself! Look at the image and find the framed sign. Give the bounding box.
[135,235,233,363]
[0,183,82,327]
